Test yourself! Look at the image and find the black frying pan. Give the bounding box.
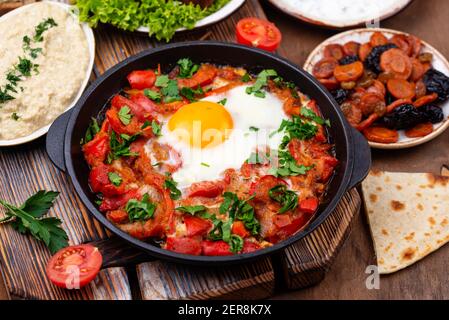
[46,42,371,265]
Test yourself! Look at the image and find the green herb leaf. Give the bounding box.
[180,86,204,102]
[143,89,161,102]
[269,184,298,214]
[200,162,210,167]
[107,131,140,163]
[246,69,277,98]
[164,175,181,200]
[81,117,100,145]
[108,172,122,186]
[300,107,331,127]
[151,120,162,137]
[241,73,251,82]
[176,205,207,215]
[0,191,68,254]
[11,112,20,121]
[218,98,227,105]
[229,234,244,253]
[33,18,58,42]
[126,194,156,222]
[220,192,260,236]
[155,75,170,87]
[177,58,199,78]
[118,106,132,125]
[249,126,259,132]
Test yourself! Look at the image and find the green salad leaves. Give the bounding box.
[75,0,231,41]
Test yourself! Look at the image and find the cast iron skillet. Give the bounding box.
[46,42,371,265]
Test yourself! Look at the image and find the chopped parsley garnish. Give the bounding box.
[0,17,57,107]
[200,162,210,167]
[80,117,100,145]
[219,192,260,236]
[0,190,68,254]
[108,172,122,186]
[107,131,140,163]
[164,175,181,200]
[245,69,277,98]
[180,86,204,102]
[151,120,162,136]
[277,115,319,145]
[270,149,312,177]
[143,89,161,102]
[268,184,298,214]
[300,107,331,127]
[155,75,169,87]
[156,75,181,103]
[241,73,251,82]
[126,194,156,222]
[230,234,244,253]
[249,126,259,132]
[11,113,20,121]
[247,151,270,165]
[177,58,199,78]
[175,205,207,215]
[118,106,132,125]
[218,98,227,105]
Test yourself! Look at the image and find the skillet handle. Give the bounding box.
[348,128,371,189]
[46,110,72,172]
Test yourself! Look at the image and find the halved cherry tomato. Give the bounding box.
[358,43,372,61]
[127,70,156,90]
[370,32,388,46]
[184,215,212,237]
[343,41,360,56]
[380,48,412,80]
[166,237,202,255]
[387,79,415,100]
[236,17,282,52]
[187,181,224,198]
[413,93,438,108]
[299,198,319,214]
[323,44,345,60]
[46,244,103,289]
[334,61,364,82]
[363,126,399,144]
[312,58,338,79]
[232,221,250,238]
[201,240,233,256]
[405,122,433,138]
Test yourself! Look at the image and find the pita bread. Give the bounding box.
[362,170,449,274]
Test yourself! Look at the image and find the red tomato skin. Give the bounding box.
[231,221,250,238]
[89,164,125,197]
[46,244,103,289]
[127,70,156,90]
[83,134,110,167]
[236,17,282,52]
[184,215,212,237]
[187,181,224,198]
[242,240,261,253]
[166,237,202,255]
[299,197,319,214]
[267,213,309,244]
[100,189,141,212]
[250,175,286,202]
[177,64,217,88]
[201,240,233,256]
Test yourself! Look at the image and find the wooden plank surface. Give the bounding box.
[263,0,449,299]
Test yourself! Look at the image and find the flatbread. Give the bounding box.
[362,170,449,274]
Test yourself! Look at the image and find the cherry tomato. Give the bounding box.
[46,244,103,289]
[236,17,282,52]
[127,70,156,90]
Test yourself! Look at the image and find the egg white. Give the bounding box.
[150,85,287,189]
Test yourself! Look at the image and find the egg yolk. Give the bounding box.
[168,101,234,148]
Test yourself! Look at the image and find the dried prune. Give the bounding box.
[331,88,350,105]
[419,104,444,124]
[381,104,425,130]
[364,44,397,74]
[339,55,359,65]
[423,68,449,102]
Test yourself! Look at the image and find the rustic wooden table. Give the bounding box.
[1,0,448,300]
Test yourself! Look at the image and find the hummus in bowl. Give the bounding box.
[0,1,95,146]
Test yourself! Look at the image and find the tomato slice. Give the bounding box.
[127,70,156,90]
[184,215,212,237]
[187,181,224,198]
[201,240,233,256]
[299,197,319,214]
[236,17,282,52]
[166,237,202,255]
[231,221,250,238]
[46,244,103,289]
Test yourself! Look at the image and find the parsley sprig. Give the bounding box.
[269,185,298,214]
[246,69,277,98]
[0,18,57,107]
[107,131,140,163]
[81,118,100,145]
[164,174,181,200]
[177,58,199,78]
[126,194,156,222]
[155,75,182,103]
[0,191,68,254]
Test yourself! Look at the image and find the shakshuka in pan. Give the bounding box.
[81,59,339,256]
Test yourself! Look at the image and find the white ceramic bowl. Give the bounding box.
[304,28,449,149]
[136,0,245,34]
[0,1,95,147]
[267,0,413,29]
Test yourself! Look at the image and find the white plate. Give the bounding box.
[267,0,412,29]
[136,0,245,33]
[304,28,449,150]
[0,1,95,147]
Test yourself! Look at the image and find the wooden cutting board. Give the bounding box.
[0,0,362,300]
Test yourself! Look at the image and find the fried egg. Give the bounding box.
[152,85,287,189]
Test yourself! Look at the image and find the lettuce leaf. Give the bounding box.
[75,0,231,41]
